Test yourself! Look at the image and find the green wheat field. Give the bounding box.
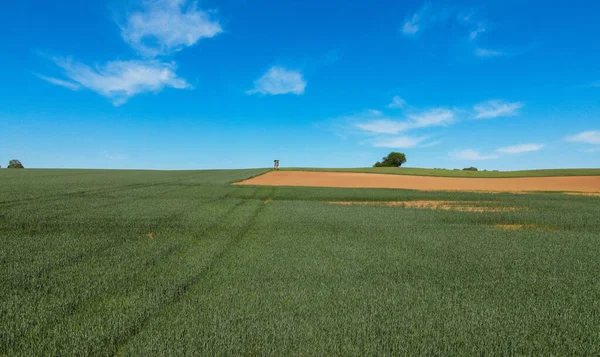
[1,169,599,355]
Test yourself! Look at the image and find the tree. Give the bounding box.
[462,167,478,171]
[373,152,407,167]
[8,160,24,169]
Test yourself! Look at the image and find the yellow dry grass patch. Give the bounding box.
[264,198,272,204]
[328,200,518,212]
[146,232,155,239]
[480,191,530,195]
[495,224,533,230]
[565,192,600,197]
[494,224,558,232]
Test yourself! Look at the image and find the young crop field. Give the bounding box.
[1,169,600,355]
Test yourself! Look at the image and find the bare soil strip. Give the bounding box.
[235,171,600,193]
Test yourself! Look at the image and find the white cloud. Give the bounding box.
[408,108,455,127]
[372,135,430,149]
[475,47,504,57]
[402,14,421,35]
[450,149,500,161]
[352,108,455,135]
[473,100,523,119]
[34,74,81,90]
[42,57,190,106]
[121,0,222,57]
[247,66,306,95]
[387,96,406,108]
[497,144,544,154]
[565,131,600,145]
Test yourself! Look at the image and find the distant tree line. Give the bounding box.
[369,155,494,172]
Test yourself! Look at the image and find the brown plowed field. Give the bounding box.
[235,171,600,193]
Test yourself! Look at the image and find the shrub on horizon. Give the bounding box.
[8,160,24,169]
[373,152,407,167]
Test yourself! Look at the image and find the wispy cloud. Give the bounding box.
[402,13,421,35]
[34,74,81,90]
[458,12,487,41]
[401,4,446,36]
[39,57,190,106]
[402,6,510,59]
[450,149,500,161]
[371,135,430,149]
[355,119,408,134]
[565,131,600,145]
[409,108,455,127]
[497,144,544,154]
[121,0,222,57]
[473,100,523,119]
[247,66,306,95]
[451,143,544,161]
[474,47,504,57]
[353,108,455,135]
[469,26,486,41]
[403,6,492,42]
[387,96,406,109]
[330,100,451,149]
[336,97,528,151]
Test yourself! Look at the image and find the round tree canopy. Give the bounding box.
[8,160,24,169]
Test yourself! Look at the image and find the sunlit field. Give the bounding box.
[2,169,600,355]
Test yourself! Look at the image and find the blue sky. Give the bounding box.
[1,0,599,170]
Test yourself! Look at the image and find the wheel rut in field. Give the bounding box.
[109,192,270,356]
[1,188,229,293]
[2,190,260,355]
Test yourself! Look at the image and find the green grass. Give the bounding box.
[1,168,600,355]
[281,166,600,178]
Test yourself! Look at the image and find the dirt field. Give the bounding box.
[235,171,600,193]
